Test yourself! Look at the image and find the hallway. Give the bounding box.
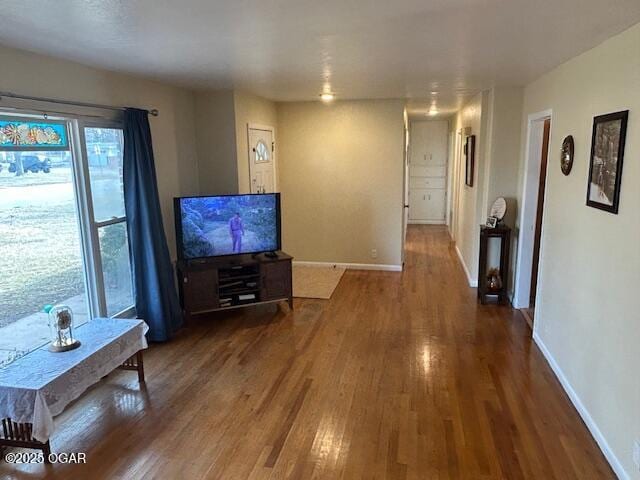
[2,225,614,479]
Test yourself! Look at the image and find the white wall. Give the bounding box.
[484,87,524,229]
[485,87,524,293]
[451,92,486,285]
[445,118,456,229]
[518,23,640,479]
[277,99,405,267]
[0,45,199,260]
[451,88,524,289]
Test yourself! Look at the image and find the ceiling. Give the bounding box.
[1,0,639,116]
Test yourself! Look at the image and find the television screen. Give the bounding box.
[175,193,281,259]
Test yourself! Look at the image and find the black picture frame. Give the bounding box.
[586,110,628,214]
[465,135,475,187]
[560,135,574,176]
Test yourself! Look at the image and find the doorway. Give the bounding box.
[513,111,552,328]
[408,120,448,224]
[528,118,551,315]
[247,124,276,193]
[402,111,410,265]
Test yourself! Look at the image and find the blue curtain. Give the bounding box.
[123,108,183,341]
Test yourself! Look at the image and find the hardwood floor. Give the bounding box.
[1,225,613,479]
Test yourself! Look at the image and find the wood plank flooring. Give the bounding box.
[0,225,614,479]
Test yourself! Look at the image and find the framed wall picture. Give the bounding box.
[465,135,476,187]
[486,216,498,228]
[586,110,628,214]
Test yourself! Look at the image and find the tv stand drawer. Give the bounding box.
[260,261,292,301]
[184,268,219,311]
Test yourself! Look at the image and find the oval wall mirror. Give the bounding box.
[561,135,574,175]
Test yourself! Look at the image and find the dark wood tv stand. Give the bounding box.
[176,252,293,323]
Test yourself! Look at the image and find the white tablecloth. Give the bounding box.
[0,318,148,441]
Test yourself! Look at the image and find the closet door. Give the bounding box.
[409,121,448,223]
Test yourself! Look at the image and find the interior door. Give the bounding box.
[248,126,275,193]
[409,121,448,223]
[402,116,410,260]
[530,118,551,312]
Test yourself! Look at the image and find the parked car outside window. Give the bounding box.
[8,155,51,173]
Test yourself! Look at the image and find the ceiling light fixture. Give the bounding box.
[320,92,335,102]
[428,107,439,116]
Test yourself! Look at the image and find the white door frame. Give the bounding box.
[401,111,410,266]
[451,128,464,242]
[445,124,455,229]
[513,109,552,309]
[247,123,277,192]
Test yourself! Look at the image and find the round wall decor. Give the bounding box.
[560,135,574,176]
[489,197,507,221]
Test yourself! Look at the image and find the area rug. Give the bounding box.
[292,265,346,299]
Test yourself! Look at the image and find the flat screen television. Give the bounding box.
[174,193,281,260]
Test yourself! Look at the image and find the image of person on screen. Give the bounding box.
[229,212,244,253]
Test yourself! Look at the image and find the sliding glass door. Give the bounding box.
[0,146,88,364]
[0,113,134,366]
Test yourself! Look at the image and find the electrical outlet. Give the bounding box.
[371,248,378,259]
[633,439,640,471]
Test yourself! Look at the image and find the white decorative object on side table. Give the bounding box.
[0,318,148,461]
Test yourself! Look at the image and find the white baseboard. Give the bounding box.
[408,220,446,225]
[454,245,478,287]
[533,331,629,480]
[293,260,402,272]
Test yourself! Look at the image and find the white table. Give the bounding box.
[0,318,148,459]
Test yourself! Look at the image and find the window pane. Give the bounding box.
[85,127,125,222]
[98,222,134,316]
[255,140,270,163]
[0,149,88,366]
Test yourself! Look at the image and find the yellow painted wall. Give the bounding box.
[194,89,238,195]
[233,90,278,194]
[277,99,405,266]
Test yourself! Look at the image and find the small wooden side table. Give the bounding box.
[478,224,511,304]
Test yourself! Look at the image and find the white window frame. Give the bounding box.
[0,108,135,321]
[75,117,135,318]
